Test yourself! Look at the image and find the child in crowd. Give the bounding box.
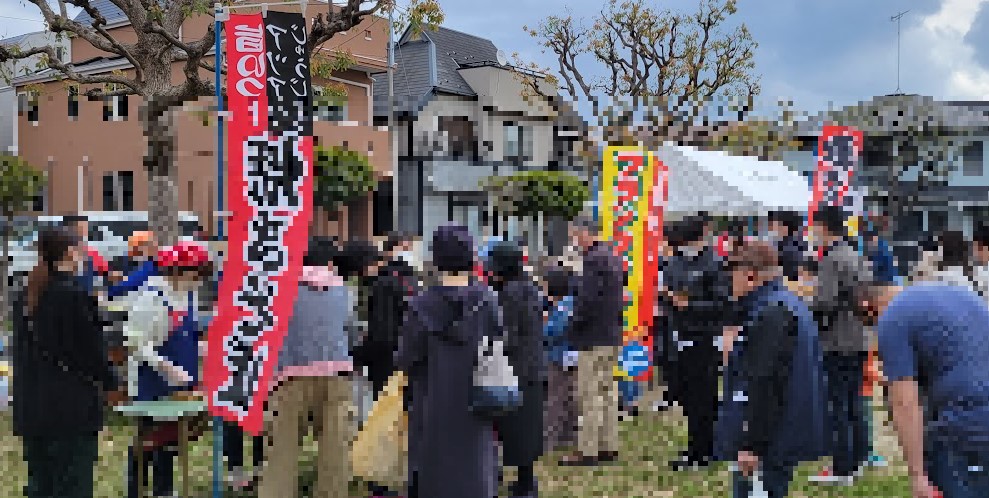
[542,263,579,451]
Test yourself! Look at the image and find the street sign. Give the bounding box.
[619,341,650,378]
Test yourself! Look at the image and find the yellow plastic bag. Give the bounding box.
[351,371,408,489]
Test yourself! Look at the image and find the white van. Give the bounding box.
[4,211,203,289]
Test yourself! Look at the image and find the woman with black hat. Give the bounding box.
[487,240,546,498]
[396,224,500,498]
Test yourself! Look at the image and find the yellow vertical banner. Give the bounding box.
[602,146,650,379]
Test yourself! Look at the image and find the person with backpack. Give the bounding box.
[396,224,500,498]
[13,227,118,498]
[716,240,828,498]
[122,241,211,498]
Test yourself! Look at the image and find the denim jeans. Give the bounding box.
[929,442,989,498]
[732,463,795,498]
[823,351,869,476]
[619,380,642,407]
[22,434,98,498]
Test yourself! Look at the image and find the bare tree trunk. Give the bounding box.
[143,102,180,246]
[148,174,180,246]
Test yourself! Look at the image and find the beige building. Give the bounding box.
[375,26,589,252]
[13,0,390,239]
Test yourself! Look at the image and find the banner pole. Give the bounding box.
[212,4,225,498]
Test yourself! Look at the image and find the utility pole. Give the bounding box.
[389,4,398,233]
[891,10,909,94]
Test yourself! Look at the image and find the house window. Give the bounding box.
[102,84,128,121]
[313,86,348,122]
[963,141,984,177]
[504,122,532,165]
[102,171,134,210]
[68,86,79,120]
[55,46,64,61]
[18,92,39,124]
[439,116,478,160]
[365,30,372,40]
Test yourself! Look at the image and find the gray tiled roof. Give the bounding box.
[373,26,500,117]
[73,0,128,25]
[0,32,37,47]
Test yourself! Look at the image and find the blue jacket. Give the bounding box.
[543,296,575,366]
[869,238,898,283]
[107,259,158,299]
[715,279,828,465]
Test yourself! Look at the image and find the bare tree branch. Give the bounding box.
[308,0,386,53]
[0,45,141,94]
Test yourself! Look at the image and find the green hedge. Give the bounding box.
[484,170,588,220]
[313,146,378,211]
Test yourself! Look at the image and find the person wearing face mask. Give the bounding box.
[122,241,210,498]
[13,227,119,498]
[662,216,735,470]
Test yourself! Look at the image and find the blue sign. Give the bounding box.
[619,341,650,377]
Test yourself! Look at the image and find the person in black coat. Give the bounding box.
[767,210,808,282]
[356,234,419,395]
[487,241,546,498]
[663,216,734,469]
[396,225,498,498]
[12,227,118,498]
[357,235,419,498]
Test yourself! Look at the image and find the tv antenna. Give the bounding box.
[891,10,909,94]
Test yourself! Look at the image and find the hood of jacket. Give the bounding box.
[412,284,491,345]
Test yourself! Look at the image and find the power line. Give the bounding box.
[0,15,45,23]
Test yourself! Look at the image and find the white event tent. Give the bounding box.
[655,145,813,217]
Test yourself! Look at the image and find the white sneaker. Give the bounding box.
[808,468,856,486]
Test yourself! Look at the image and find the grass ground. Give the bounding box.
[0,397,912,498]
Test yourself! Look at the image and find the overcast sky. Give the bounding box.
[3,0,989,115]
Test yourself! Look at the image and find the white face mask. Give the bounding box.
[398,250,414,263]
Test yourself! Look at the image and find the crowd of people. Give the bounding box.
[10,205,989,498]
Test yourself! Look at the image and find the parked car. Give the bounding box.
[4,212,203,299]
[83,211,203,261]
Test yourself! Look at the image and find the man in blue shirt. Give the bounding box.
[857,280,989,498]
[863,228,898,284]
[107,231,159,300]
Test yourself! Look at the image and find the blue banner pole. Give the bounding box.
[212,5,224,498]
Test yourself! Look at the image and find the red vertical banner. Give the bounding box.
[635,155,667,382]
[809,125,863,256]
[205,11,315,434]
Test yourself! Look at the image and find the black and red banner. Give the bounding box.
[205,11,315,434]
[809,125,863,255]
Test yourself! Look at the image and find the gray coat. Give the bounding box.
[811,240,873,353]
[397,284,498,498]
